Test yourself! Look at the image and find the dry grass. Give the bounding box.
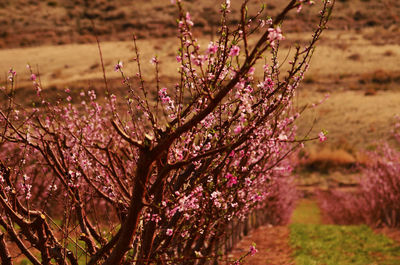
[295,89,400,151]
[1,29,400,88]
[0,38,182,89]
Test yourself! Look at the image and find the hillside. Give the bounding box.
[0,0,399,48]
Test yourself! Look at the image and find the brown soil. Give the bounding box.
[228,225,294,265]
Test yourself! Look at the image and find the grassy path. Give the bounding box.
[290,199,400,265]
[230,199,400,264]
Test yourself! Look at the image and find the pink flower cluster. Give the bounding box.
[229,45,240,57]
[114,61,123,72]
[268,27,284,47]
[250,245,258,256]
[225,173,238,187]
[318,130,400,227]
[8,68,16,82]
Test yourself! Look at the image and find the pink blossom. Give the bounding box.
[191,54,207,66]
[114,61,123,72]
[226,173,237,187]
[297,4,303,13]
[185,12,194,26]
[25,184,32,200]
[248,67,255,76]
[245,177,252,186]
[268,27,284,47]
[21,174,32,200]
[278,134,288,141]
[211,191,220,199]
[181,230,188,238]
[150,57,158,65]
[159,87,167,96]
[263,78,274,90]
[159,88,174,107]
[8,68,16,81]
[8,68,16,76]
[207,42,218,54]
[234,125,242,134]
[166,229,173,236]
[229,45,240,57]
[268,26,284,40]
[250,245,258,256]
[319,131,327,142]
[88,90,96,100]
[30,74,37,81]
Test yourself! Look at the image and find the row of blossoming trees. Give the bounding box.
[318,117,400,228]
[0,0,334,264]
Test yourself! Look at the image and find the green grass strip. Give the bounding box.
[291,199,322,225]
[290,199,400,264]
[290,223,400,265]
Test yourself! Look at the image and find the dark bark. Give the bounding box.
[0,232,12,265]
[103,147,154,265]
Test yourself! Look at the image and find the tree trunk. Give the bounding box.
[103,149,153,265]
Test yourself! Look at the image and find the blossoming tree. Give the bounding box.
[0,0,334,264]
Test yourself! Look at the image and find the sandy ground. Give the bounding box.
[1,30,400,86]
